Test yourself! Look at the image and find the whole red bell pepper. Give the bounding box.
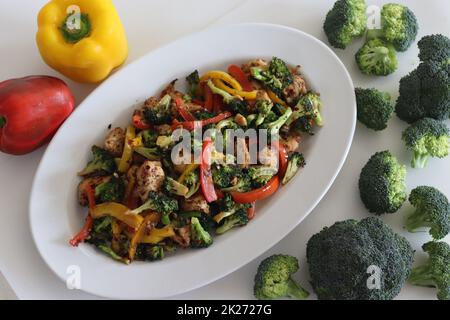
[0,76,74,155]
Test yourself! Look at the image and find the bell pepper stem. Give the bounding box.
[0,116,5,128]
[60,12,91,43]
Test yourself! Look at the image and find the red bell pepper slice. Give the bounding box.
[213,94,224,113]
[69,184,96,247]
[174,97,196,121]
[276,141,289,179]
[172,111,232,131]
[204,84,214,112]
[228,64,253,92]
[247,202,256,220]
[231,176,280,203]
[192,99,204,107]
[200,139,218,203]
[132,114,150,130]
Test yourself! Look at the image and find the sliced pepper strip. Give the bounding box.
[200,139,218,203]
[132,114,150,130]
[128,212,160,260]
[175,97,196,121]
[200,70,242,90]
[172,111,232,131]
[267,90,288,107]
[204,84,214,112]
[228,65,253,91]
[91,202,144,230]
[118,125,136,173]
[139,225,175,244]
[231,176,280,203]
[212,79,258,100]
[247,202,256,220]
[69,184,95,246]
[275,141,289,179]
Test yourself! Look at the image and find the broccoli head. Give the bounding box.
[402,118,450,168]
[405,186,450,240]
[207,80,248,115]
[143,94,172,125]
[355,87,394,130]
[281,152,306,185]
[359,151,407,214]
[306,217,414,300]
[78,145,117,177]
[186,70,200,97]
[409,241,450,300]
[287,92,323,128]
[250,57,293,98]
[183,169,200,198]
[141,130,158,148]
[136,244,165,261]
[255,99,274,127]
[190,217,213,248]
[163,176,189,197]
[212,165,242,189]
[94,176,125,203]
[355,38,398,76]
[418,34,450,65]
[248,166,277,188]
[254,254,309,300]
[323,0,367,49]
[212,193,250,226]
[379,3,418,52]
[131,191,178,216]
[260,105,293,138]
[395,68,423,123]
[215,209,249,235]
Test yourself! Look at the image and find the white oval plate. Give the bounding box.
[29,23,355,299]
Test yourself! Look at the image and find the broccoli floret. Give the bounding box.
[220,175,252,193]
[307,217,414,300]
[78,145,116,176]
[183,170,200,198]
[355,39,398,76]
[136,244,165,261]
[163,177,189,197]
[212,165,242,189]
[255,99,274,127]
[131,191,178,216]
[409,241,450,300]
[378,3,418,52]
[216,209,249,235]
[94,176,125,203]
[402,118,450,168]
[143,94,172,125]
[141,130,158,148]
[248,166,277,187]
[405,186,450,240]
[323,0,367,49]
[207,80,248,115]
[190,217,213,248]
[97,244,130,264]
[418,34,450,65]
[212,194,250,225]
[260,105,293,138]
[355,88,394,130]
[281,152,306,185]
[134,146,160,160]
[253,254,309,300]
[359,151,407,214]
[186,70,200,97]
[250,57,293,98]
[287,92,323,129]
[87,216,113,246]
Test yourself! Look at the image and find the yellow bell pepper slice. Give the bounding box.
[178,164,199,183]
[212,79,258,100]
[128,212,160,260]
[91,202,143,230]
[200,71,242,90]
[36,0,128,83]
[140,225,175,244]
[118,126,136,173]
[267,90,288,107]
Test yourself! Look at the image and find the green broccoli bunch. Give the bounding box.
[355,87,394,130]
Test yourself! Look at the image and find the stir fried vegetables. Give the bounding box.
[72,57,323,263]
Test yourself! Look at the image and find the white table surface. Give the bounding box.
[0,0,448,300]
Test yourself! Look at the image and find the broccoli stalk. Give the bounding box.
[206,80,248,115]
[250,57,293,98]
[190,217,213,248]
[287,92,323,128]
[163,177,189,197]
[405,186,450,240]
[94,176,125,203]
[359,151,407,214]
[402,118,450,168]
[355,39,398,76]
[260,106,293,137]
[130,191,178,216]
[281,152,306,185]
[355,88,394,131]
[78,145,117,176]
[323,0,367,49]
[254,254,309,300]
[98,244,130,264]
[134,146,160,160]
[409,241,450,300]
[215,209,249,234]
[143,94,172,125]
[255,99,274,127]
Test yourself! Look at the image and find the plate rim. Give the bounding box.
[29,22,356,299]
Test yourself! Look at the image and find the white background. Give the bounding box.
[0,0,448,299]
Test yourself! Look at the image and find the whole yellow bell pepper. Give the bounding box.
[36,0,128,83]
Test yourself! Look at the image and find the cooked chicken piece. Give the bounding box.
[182,194,210,214]
[256,90,271,102]
[172,225,191,247]
[241,59,268,74]
[77,176,111,206]
[136,160,165,201]
[153,124,172,135]
[126,165,139,183]
[283,74,307,105]
[184,102,204,112]
[234,113,247,127]
[104,127,125,157]
[144,96,159,108]
[236,138,251,168]
[250,79,264,90]
[258,146,278,169]
[281,134,301,153]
